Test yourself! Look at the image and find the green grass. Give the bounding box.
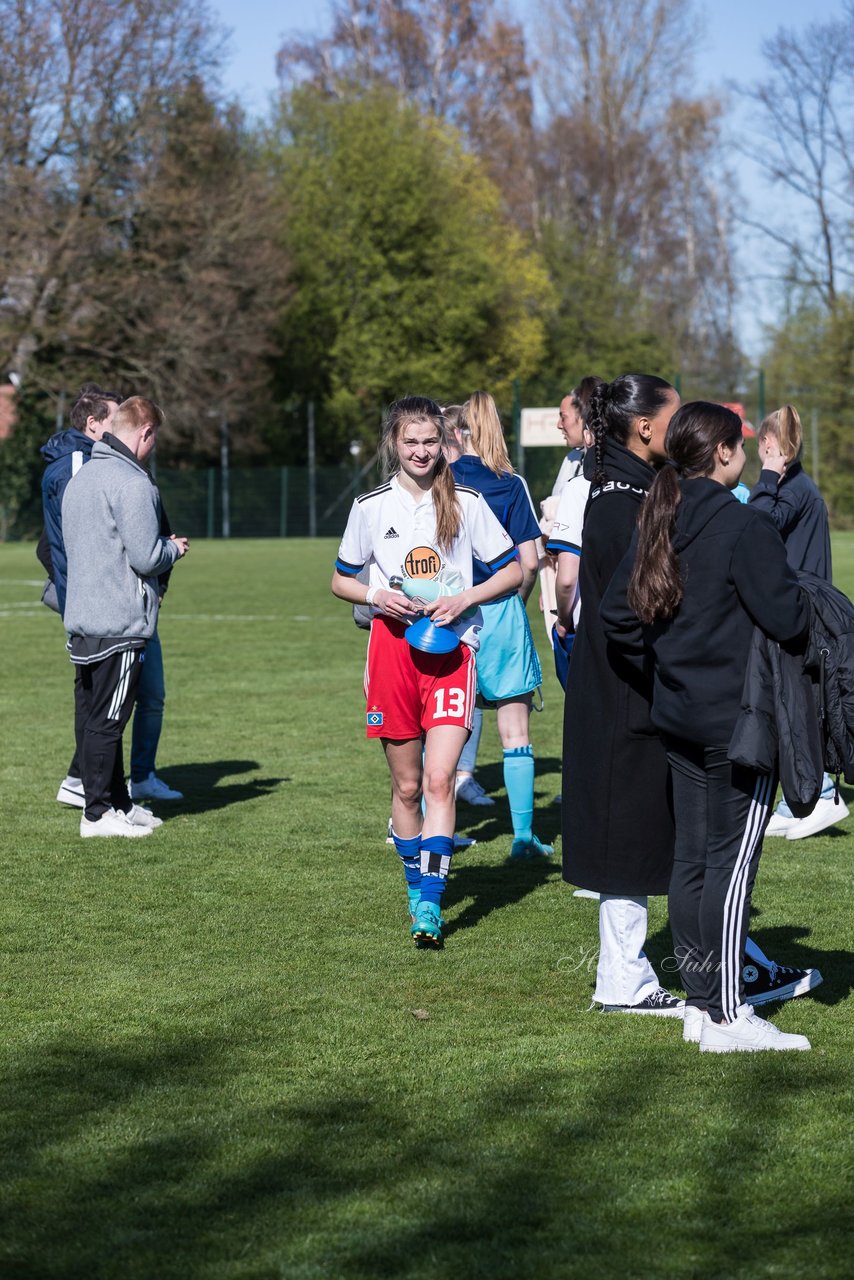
[1,535,853,1280]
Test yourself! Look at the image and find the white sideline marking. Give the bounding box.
[0,610,44,618]
[0,578,44,586]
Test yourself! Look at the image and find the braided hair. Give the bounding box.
[588,374,675,487]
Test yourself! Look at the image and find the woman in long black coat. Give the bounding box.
[562,374,682,1015]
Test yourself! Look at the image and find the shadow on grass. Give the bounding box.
[0,1033,845,1279]
[159,759,288,816]
[442,856,560,939]
[743,923,854,1008]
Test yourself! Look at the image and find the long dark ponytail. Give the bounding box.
[588,374,675,486]
[628,401,744,623]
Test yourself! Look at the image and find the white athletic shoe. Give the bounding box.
[80,807,154,838]
[682,1006,711,1044]
[572,888,600,901]
[130,772,183,801]
[126,804,163,829]
[57,776,86,808]
[699,1004,810,1053]
[785,795,849,840]
[455,776,495,807]
[764,810,798,837]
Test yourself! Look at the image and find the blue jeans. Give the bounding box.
[131,629,165,782]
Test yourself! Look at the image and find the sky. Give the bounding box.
[208,0,848,359]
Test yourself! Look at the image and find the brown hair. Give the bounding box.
[460,391,513,477]
[628,402,744,622]
[571,374,605,427]
[111,396,164,439]
[758,404,802,464]
[380,396,460,550]
[69,383,121,431]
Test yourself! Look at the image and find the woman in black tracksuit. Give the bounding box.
[602,402,813,1053]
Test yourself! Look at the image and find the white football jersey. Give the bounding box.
[336,474,516,650]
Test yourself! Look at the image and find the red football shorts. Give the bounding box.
[364,616,476,739]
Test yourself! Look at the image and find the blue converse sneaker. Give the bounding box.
[510,834,554,859]
[410,901,444,948]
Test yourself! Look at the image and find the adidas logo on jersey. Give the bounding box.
[384,527,399,539]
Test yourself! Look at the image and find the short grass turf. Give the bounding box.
[1,535,852,1280]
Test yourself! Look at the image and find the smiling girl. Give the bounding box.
[331,396,522,948]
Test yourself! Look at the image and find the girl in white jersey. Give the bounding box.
[332,396,522,948]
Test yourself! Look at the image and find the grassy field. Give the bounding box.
[1,535,852,1280]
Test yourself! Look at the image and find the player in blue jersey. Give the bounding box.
[332,396,522,948]
[451,392,552,859]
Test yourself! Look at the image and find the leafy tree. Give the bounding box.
[763,299,854,525]
[0,385,54,540]
[270,87,550,459]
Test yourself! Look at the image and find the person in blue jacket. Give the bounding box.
[450,391,551,859]
[749,404,847,839]
[41,383,183,809]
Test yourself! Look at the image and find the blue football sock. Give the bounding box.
[419,835,453,906]
[504,745,534,842]
[392,831,422,894]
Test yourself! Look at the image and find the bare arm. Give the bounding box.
[554,551,580,634]
[517,538,541,604]
[330,570,420,622]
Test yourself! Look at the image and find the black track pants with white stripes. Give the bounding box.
[666,740,776,1025]
[74,648,143,821]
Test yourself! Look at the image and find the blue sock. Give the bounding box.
[419,835,453,907]
[392,832,422,895]
[504,745,534,842]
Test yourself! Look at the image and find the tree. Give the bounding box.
[0,1,288,461]
[277,0,538,230]
[81,80,289,462]
[533,0,739,383]
[270,87,550,458]
[762,300,854,524]
[738,3,854,308]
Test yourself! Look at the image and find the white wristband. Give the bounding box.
[365,585,379,606]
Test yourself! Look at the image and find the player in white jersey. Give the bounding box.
[332,396,522,949]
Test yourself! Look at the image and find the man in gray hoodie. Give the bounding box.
[62,397,189,837]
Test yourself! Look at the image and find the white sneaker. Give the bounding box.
[765,810,797,837]
[785,795,849,840]
[57,776,86,808]
[80,807,153,838]
[682,1006,711,1044]
[572,888,600,901]
[130,772,183,801]
[455,775,495,806]
[699,1004,810,1053]
[126,804,163,829]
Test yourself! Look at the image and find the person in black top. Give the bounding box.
[562,373,684,1016]
[602,402,814,1052]
[751,404,848,839]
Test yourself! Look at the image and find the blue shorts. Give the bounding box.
[476,594,542,702]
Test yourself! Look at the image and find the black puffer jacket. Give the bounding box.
[729,573,854,804]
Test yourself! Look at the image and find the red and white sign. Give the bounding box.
[520,407,561,448]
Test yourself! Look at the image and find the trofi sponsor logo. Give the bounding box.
[403,546,441,579]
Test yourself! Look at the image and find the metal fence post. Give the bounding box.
[206,467,215,539]
[279,466,289,537]
[308,401,317,537]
